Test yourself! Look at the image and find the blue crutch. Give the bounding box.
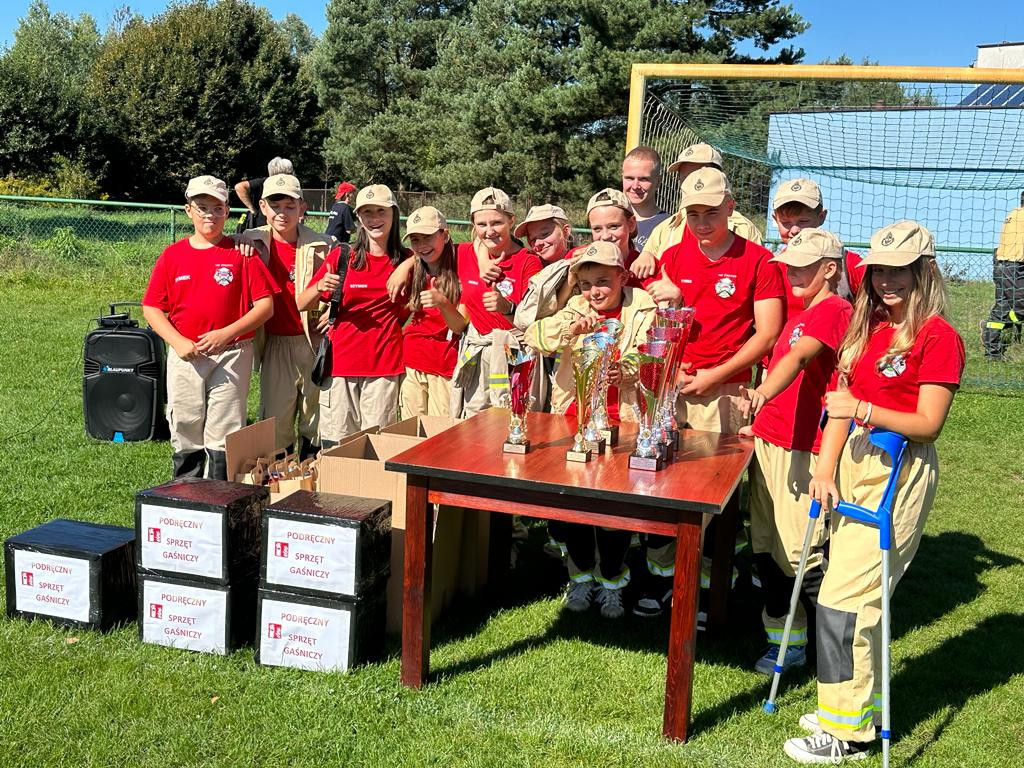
[764,429,908,767]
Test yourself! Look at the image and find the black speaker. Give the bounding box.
[83,303,168,442]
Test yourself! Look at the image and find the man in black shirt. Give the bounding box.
[324,181,357,243]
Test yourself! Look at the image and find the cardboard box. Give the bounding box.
[139,571,257,655]
[256,586,385,672]
[261,491,391,599]
[5,519,137,631]
[379,415,461,440]
[317,429,484,632]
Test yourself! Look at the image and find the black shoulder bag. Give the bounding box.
[310,245,350,386]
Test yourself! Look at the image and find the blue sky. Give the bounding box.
[4,0,1024,66]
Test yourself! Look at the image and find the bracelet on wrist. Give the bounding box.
[864,401,873,425]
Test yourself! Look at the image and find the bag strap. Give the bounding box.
[326,244,351,325]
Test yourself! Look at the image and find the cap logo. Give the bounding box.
[791,182,802,191]
[881,232,894,246]
[597,192,611,202]
[791,235,803,245]
[203,177,213,186]
[684,148,694,156]
[366,190,375,199]
[694,179,705,191]
[276,177,286,186]
[586,246,598,256]
[412,213,421,223]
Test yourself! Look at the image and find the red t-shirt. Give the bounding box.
[661,233,785,384]
[310,249,409,378]
[264,239,304,336]
[845,315,965,413]
[458,242,542,334]
[753,295,852,452]
[142,236,277,343]
[565,305,623,421]
[403,297,459,378]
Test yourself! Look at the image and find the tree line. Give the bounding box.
[0,0,808,204]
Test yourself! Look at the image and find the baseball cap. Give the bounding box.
[335,181,356,199]
[861,220,936,267]
[404,206,448,239]
[513,204,569,238]
[355,184,398,210]
[679,167,731,208]
[262,173,303,200]
[185,175,229,203]
[570,241,624,274]
[586,188,634,215]
[666,143,723,173]
[771,228,844,267]
[470,187,513,215]
[773,178,822,210]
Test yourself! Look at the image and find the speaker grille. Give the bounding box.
[83,327,166,441]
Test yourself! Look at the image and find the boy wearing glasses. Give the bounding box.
[142,175,277,480]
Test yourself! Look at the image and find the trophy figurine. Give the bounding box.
[652,307,696,452]
[502,345,538,454]
[629,344,670,471]
[567,345,604,462]
[585,319,623,447]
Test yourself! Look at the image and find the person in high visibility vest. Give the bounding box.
[981,191,1024,360]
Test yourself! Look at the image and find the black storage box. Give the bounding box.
[136,478,267,584]
[138,571,257,655]
[256,585,386,672]
[5,519,136,631]
[261,491,390,599]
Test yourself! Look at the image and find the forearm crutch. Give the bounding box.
[762,498,822,715]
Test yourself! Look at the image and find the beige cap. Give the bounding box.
[773,178,822,210]
[262,173,303,200]
[185,175,229,203]
[404,206,447,239]
[666,143,723,173]
[861,220,936,267]
[355,184,398,210]
[771,228,844,267]
[513,204,569,238]
[680,167,731,208]
[470,187,513,215]
[569,241,624,274]
[586,188,634,215]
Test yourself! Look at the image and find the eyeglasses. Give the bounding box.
[189,204,227,218]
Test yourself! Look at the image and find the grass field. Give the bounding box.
[0,211,1022,767]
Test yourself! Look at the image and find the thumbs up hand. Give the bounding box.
[317,260,341,293]
[824,374,861,420]
[420,276,448,310]
[646,264,683,306]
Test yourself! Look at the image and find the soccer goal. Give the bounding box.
[626,63,1024,389]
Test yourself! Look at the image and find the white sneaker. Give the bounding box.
[564,581,594,612]
[798,712,824,734]
[783,733,870,764]
[596,586,625,619]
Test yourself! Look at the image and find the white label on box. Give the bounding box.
[13,550,90,623]
[141,579,227,654]
[259,597,351,671]
[265,518,357,596]
[139,503,222,579]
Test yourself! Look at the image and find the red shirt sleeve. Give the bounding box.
[310,246,343,300]
[752,246,786,302]
[245,254,279,303]
[917,320,966,387]
[803,297,853,351]
[142,252,171,311]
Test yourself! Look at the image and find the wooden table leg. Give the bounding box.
[663,514,703,742]
[401,474,432,688]
[707,490,740,632]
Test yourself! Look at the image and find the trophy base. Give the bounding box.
[629,454,665,471]
[658,441,675,462]
[566,448,593,463]
[666,428,680,451]
[584,437,607,454]
[597,426,619,446]
[503,441,531,454]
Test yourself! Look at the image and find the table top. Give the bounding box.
[385,409,753,515]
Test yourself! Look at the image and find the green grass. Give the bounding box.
[0,225,1022,767]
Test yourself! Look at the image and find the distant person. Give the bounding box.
[234,157,295,230]
[621,146,669,253]
[325,182,357,243]
[982,191,1024,360]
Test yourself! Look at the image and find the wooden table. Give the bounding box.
[385,409,753,742]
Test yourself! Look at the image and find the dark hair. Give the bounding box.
[407,236,460,314]
[351,207,405,270]
[774,200,825,217]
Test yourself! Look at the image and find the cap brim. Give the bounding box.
[512,219,533,238]
[770,251,842,267]
[772,193,820,210]
[681,192,727,208]
[187,190,229,203]
[262,191,302,200]
[861,251,931,267]
[403,226,442,240]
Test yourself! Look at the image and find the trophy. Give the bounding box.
[567,345,604,462]
[652,307,696,451]
[585,319,624,447]
[629,342,671,471]
[501,345,538,454]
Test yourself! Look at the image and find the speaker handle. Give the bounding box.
[108,301,142,316]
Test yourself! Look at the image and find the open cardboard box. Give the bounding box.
[317,422,488,633]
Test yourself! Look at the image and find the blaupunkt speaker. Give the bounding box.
[83,304,168,442]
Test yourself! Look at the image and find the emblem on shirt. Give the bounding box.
[496,278,514,298]
[714,276,736,298]
[880,354,907,378]
[213,266,234,286]
[789,323,805,347]
[288,266,295,283]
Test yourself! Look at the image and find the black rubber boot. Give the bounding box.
[206,449,228,481]
[299,436,319,461]
[172,450,205,479]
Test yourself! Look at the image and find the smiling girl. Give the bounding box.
[783,221,965,764]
